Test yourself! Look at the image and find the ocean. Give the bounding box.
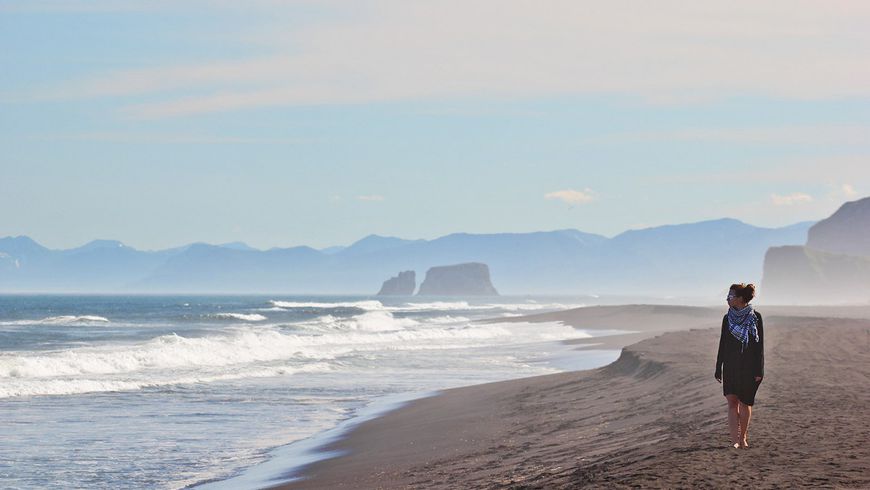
[0,295,624,489]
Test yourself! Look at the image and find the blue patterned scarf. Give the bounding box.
[727,305,758,352]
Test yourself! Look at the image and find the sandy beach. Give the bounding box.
[275,304,870,489]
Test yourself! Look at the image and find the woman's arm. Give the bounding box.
[754,312,764,379]
[715,316,727,380]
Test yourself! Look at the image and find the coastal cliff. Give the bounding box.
[807,196,870,257]
[762,196,870,303]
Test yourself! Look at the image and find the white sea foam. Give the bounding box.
[383,301,478,311]
[1,329,317,379]
[424,315,471,324]
[0,313,589,397]
[292,311,471,334]
[300,311,420,332]
[208,313,267,322]
[269,299,478,312]
[0,362,334,398]
[0,315,114,326]
[0,296,620,490]
[384,301,586,312]
[268,299,585,313]
[269,300,384,310]
[43,315,110,323]
[492,302,585,311]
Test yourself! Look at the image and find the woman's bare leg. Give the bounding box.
[738,401,752,447]
[725,394,740,446]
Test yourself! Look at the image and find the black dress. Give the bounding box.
[714,311,764,406]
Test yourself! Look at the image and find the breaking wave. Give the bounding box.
[0,362,333,398]
[0,310,589,398]
[0,315,112,326]
[269,299,585,313]
[207,313,267,322]
[41,315,109,324]
[269,300,384,310]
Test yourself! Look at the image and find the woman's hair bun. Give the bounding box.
[729,283,756,303]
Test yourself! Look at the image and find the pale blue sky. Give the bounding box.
[2,1,868,250]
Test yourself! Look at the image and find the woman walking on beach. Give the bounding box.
[714,283,764,449]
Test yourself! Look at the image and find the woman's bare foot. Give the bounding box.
[739,439,749,448]
[731,442,740,449]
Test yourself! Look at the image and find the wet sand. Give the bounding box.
[275,305,870,489]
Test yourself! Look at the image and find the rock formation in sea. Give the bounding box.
[417,262,499,296]
[762,196,870,303]
[377,270,416,295]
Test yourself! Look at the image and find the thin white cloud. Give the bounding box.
[585,126,870,146]
[771,192,814,206]
[545,189,595,205]
[824,183,862,202]
[842,184,858,198]
[15,0,870,118]
[357,195,385,202]
[23,132,310,145]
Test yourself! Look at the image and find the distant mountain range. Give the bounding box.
[0,218,814,296]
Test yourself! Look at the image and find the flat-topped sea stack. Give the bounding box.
[376,270,416,295]
[417,262,499,296]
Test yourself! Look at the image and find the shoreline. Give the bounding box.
[193,317,626,489]
[272,304,870,489]
[192,390,441,490]
[256,304,718,488]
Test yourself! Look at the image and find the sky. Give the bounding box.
[1,0,868,251]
